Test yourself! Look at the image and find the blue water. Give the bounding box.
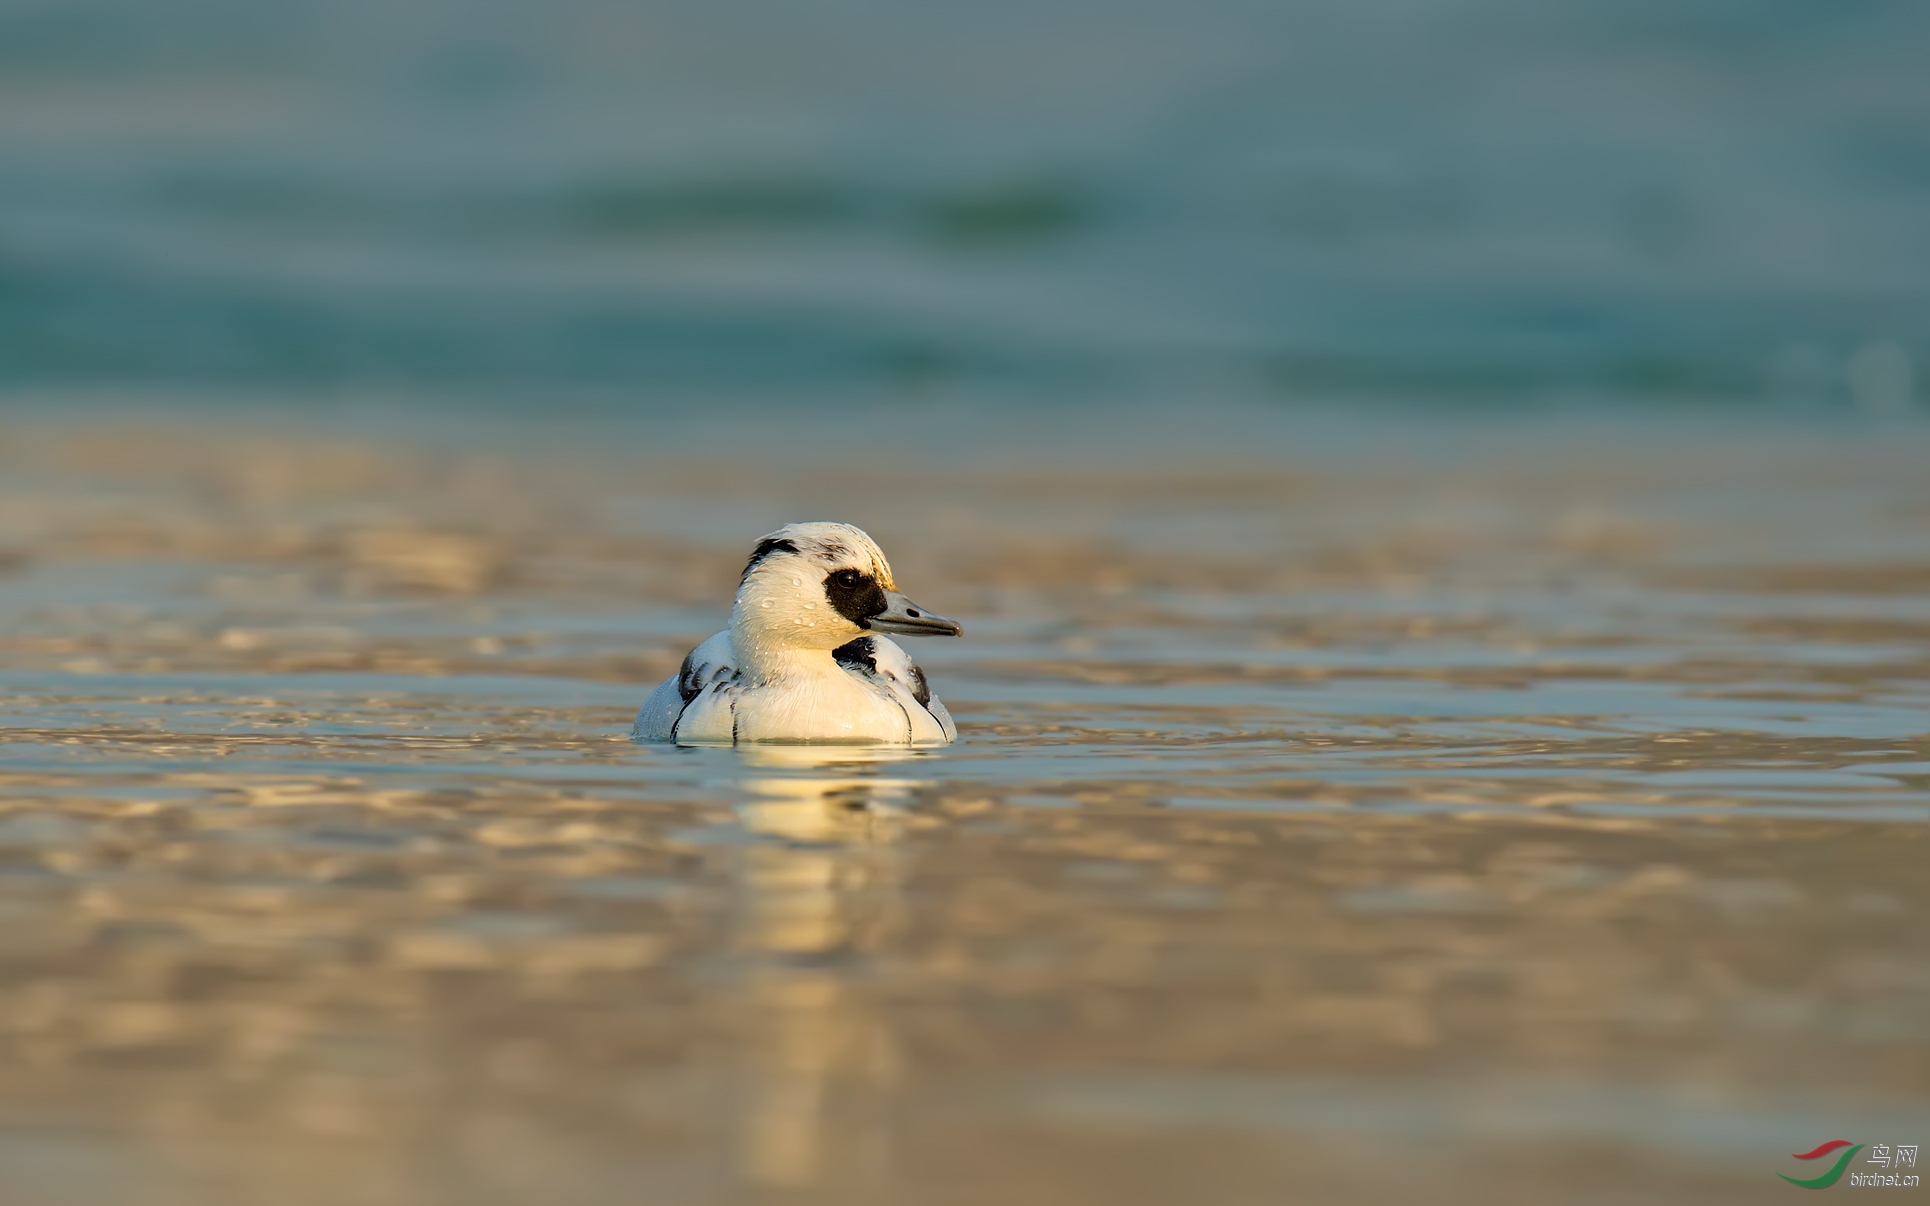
[2,0,1927,408]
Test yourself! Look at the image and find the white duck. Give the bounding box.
[632,522,961,745]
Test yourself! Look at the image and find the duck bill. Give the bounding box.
[866,591,962,637]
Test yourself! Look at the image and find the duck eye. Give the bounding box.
[831,569,861,587]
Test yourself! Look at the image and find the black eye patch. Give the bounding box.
[823,569,887,627]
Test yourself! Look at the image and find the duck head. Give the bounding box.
[730,522,962,654]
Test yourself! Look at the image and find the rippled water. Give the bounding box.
[1,412,1926,1203]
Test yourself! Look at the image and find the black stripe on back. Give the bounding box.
[831,636,878,672]
[675,650,703,704]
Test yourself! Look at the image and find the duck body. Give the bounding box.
[633,523,960,746]
[633,631,956,745]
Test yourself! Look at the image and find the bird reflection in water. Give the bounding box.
[729,745,925,1191]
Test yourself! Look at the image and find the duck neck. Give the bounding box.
[729,617,845,683]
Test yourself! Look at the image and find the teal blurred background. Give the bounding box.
[2,0,1926,418]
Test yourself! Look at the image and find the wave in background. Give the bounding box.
[0,0,1926,414]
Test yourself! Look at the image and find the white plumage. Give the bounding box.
[632,522,961,745]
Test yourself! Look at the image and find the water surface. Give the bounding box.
[4,0,1927,406]
[1,413,1926,1203]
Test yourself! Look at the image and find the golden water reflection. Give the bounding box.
[0,420,1927,1203]
[732,747,917,1190]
